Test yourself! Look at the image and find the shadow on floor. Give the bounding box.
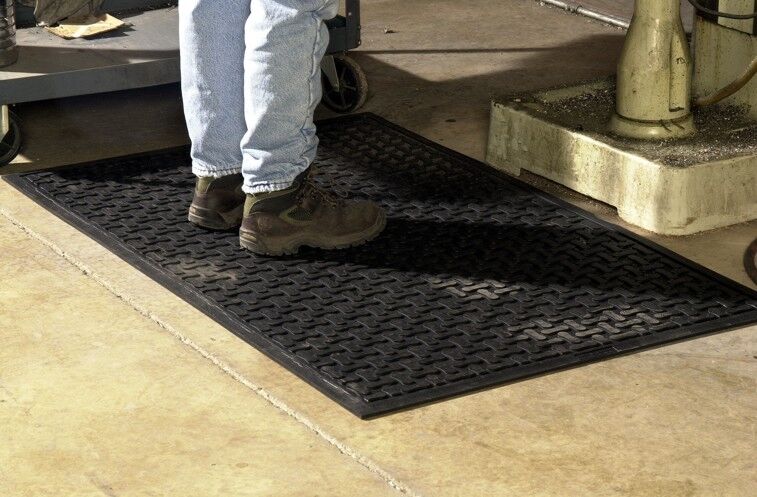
[341,33,625,141]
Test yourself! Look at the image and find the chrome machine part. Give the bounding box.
[0,0,18,68]
[321,55,341,92]
[1,104,8,138]
[538,0,630,29]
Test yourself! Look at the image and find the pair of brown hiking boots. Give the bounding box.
[187,170,386,256]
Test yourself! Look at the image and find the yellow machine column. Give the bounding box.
[609,0,696,139]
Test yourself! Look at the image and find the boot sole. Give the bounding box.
[239,211,387,256]
[188,203,244,231]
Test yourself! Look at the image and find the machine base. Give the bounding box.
[486,80,756,236]
[608,112,696,140]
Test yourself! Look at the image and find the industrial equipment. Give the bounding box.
[487,0,757,236]
[609,0,696,139]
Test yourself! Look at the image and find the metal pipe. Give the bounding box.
[0,0,19,68]
[1,105,9,138]
[536,0,630,29]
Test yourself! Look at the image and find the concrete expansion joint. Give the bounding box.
[0,205,424,497]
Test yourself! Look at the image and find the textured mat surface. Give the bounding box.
[8,114,757,418]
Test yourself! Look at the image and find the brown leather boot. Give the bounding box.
[239,173,386,256]
[188,173,246,230]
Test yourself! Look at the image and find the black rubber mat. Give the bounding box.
[7,114,757,418]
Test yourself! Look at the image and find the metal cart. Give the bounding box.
[1,0,20,165]
[322,0,368,113]
[0,0,368,166]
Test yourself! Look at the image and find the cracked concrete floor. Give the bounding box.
[1,1,755,496]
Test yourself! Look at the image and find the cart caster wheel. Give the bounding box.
[0,111,21,167]
[745,237,757,286]
[321,55,368,114]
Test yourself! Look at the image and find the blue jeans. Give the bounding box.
[179,0,339,193]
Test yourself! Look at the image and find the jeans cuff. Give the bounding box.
[243,176,302,195]
[192,160,242,178]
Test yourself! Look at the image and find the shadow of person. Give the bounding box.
[291,214,741,306]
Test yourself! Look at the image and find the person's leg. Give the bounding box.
[180,0,248,176]
[238,0,386,255]
[180,0,248,229]
[240,0,339,193]
[182,0,386,252]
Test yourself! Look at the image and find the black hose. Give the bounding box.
[687,0,757,20]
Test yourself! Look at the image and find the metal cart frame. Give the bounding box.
[322,0,369,113]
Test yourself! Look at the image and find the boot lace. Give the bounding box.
[296,168,348,208]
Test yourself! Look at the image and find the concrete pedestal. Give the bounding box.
[486,80,756,235]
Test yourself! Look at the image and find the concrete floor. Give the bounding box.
[1,1,755,496]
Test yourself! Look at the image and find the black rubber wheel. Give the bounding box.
[744,237,757,286]
[0,111,21,167]
[321,55,368,114]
